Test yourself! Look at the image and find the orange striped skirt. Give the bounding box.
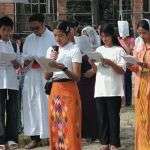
[48,81,81,150]
[135,73,150,150]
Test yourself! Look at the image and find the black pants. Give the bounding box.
[0,89,19,144]
[95,97,121,147]
[31,136,41,142]
[124,69,132,106]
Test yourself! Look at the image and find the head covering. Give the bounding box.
[117,20,129,37]
[81,26,100,50]
[74,35,91,54]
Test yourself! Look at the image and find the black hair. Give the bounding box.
[45,24,52,31]
[56,20,71,35]
[13,34,22,40]
[0,16,13,29]
[100,24,120,46]
[29,13,45,23]
[69,20,79,28]
[137,19,150,31]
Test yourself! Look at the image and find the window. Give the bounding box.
[143,0,150,12]
[16,0,57,33]
[17,0,47,15]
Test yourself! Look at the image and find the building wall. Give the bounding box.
[0,0,148,34]
[132,0,144,32]
[57,0,67,20]
[0,3,15,20]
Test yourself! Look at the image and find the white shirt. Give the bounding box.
[94,46,126,98]
[46,42,82,79]
[0,40,18,90]
[23,28,56,58]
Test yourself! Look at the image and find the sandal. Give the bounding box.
[0,145,6,150]
[8,141,18,150]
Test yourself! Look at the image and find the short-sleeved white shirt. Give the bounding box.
[46,42,82,79]
[94,46,126,98]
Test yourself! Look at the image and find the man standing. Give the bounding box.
[22,13,56,149]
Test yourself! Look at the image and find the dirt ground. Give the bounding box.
[18,107,134,150]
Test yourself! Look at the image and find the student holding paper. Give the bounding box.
[131,19,150,150]
[0,16,20,150]
[94,24,126,150]
[47,21,82,150]
[22,14,56,149]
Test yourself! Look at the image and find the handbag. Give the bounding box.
[44,80,52,95]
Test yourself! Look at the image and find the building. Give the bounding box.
[0,0,149,34]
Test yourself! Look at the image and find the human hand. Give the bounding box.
[11,60,20,69]
[49,51,58,60]
[137,62,148,68]
[24,60,32,67]
[102,58,114,66]
[83,70,95,78]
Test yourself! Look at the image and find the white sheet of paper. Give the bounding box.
[86,52,103,62]
[35,57,60,72]
[122,55,139,64]
[0,52,16,63]
[118,21,129,37]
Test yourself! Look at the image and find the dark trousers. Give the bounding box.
[0,89,19,144]
[124,70,132,106]
[95,97,121,147]
[31,136,41,142]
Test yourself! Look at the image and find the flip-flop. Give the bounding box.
[0,145,6,150]
[8,141,18,150]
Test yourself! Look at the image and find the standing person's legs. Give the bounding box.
[24,136,41,149]
[124,70,132,106]
[107,97,121,149]
[0,90,6,147]
[95,97,109,149]
[30,136,41,142]
[5,89,19,148]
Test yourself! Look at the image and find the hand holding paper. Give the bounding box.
[86,52,103,62]
[122,55,139,65]
[35,57,60,72]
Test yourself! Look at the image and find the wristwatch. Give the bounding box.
[62,67,68,72]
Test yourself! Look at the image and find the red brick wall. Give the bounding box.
[132,0,144,32]
[0,3,14,17]
[57,0,67,20]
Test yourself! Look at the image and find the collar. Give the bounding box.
[34,28,48,38]
[59,42,74,50]
[0,39,11,44]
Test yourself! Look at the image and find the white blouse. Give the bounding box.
[0,40,18,90]
[46,42,82,79]
[94,46,126,98]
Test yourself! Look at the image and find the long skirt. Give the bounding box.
[49,81,81,150]
[135,73,150,150]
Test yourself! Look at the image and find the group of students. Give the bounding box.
[0,13,150,150]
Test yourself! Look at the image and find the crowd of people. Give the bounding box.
[0,13,149,150]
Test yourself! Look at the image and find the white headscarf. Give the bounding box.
[81,26,100,50]
[74,35,92,54]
